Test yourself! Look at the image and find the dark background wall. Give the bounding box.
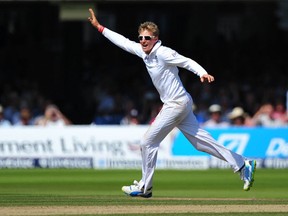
[0,1,287,124]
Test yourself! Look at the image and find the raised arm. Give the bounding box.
[159,47,215,84]
[88,8,104,32]
[87,8,143,57]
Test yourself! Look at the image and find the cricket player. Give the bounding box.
[88,8,256,198]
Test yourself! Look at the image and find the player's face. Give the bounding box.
[138,30,158,54]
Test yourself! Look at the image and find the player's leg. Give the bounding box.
[140,113,176,193]
[178,109,244,171]
[177,109,256,190]
[122,99,189,197]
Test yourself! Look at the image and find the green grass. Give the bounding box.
[0,168,288,215]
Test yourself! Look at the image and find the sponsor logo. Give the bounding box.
[38,157,93,168]
[217,134,249,155]
[264,158,288,168]
[266,138,288,157]
[157,158,209,169]
[0,158,35,168]
[0,157,93,168]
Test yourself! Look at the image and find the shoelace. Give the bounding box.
[133,180,152,193]
[133,180,140,186]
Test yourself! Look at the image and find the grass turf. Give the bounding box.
[0,168,288,215]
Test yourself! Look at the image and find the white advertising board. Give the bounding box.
[0,126,209,169]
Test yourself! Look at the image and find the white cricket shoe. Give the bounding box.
[122,180,152,198]
[241,160,257,191]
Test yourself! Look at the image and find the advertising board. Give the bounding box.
[0,126,287,169]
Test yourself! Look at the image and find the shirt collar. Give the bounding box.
[147,40,161,56]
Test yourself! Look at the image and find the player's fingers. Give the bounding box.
[205,75,212,83]
[88,9,92,20]
[209,75,214,82]
[201,75,208,82]
[88,9,95,19]
[89,8,94,15]
[200,75,214,83]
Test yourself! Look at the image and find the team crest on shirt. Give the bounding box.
[154,55,158,63]
[145,55,158,67]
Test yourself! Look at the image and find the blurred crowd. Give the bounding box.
[0,32,287,127]
[201,102,288,128]
[0,1,287,127]
[0,102,71,127]
[0,80,287,127]
[0,86,72,127]
[90,87,288,127]
[1,29,288,127]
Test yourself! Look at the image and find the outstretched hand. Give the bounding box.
[200,74,215,83]
[88,8,100,29]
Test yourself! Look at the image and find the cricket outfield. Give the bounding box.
[0,169,288,215]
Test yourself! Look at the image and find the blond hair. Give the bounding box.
[138,21,159,37]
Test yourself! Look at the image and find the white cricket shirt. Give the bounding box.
[102,28,208,104]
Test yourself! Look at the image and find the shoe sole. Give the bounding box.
[122,186,152,198]
[244,160,257,191]
[123,191,152,198]
[140,193,152,198]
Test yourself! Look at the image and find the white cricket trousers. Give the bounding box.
[140,95,245,193]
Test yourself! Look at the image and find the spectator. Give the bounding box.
[0,105,12,127]
[2,91,19,124]
[120,108,140,125]
[35,104,72,126]
[202,104,229,128]
[252,103,286,127]
[271,101,288,125]
[228,107,253,126]
[14,106,34,126]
